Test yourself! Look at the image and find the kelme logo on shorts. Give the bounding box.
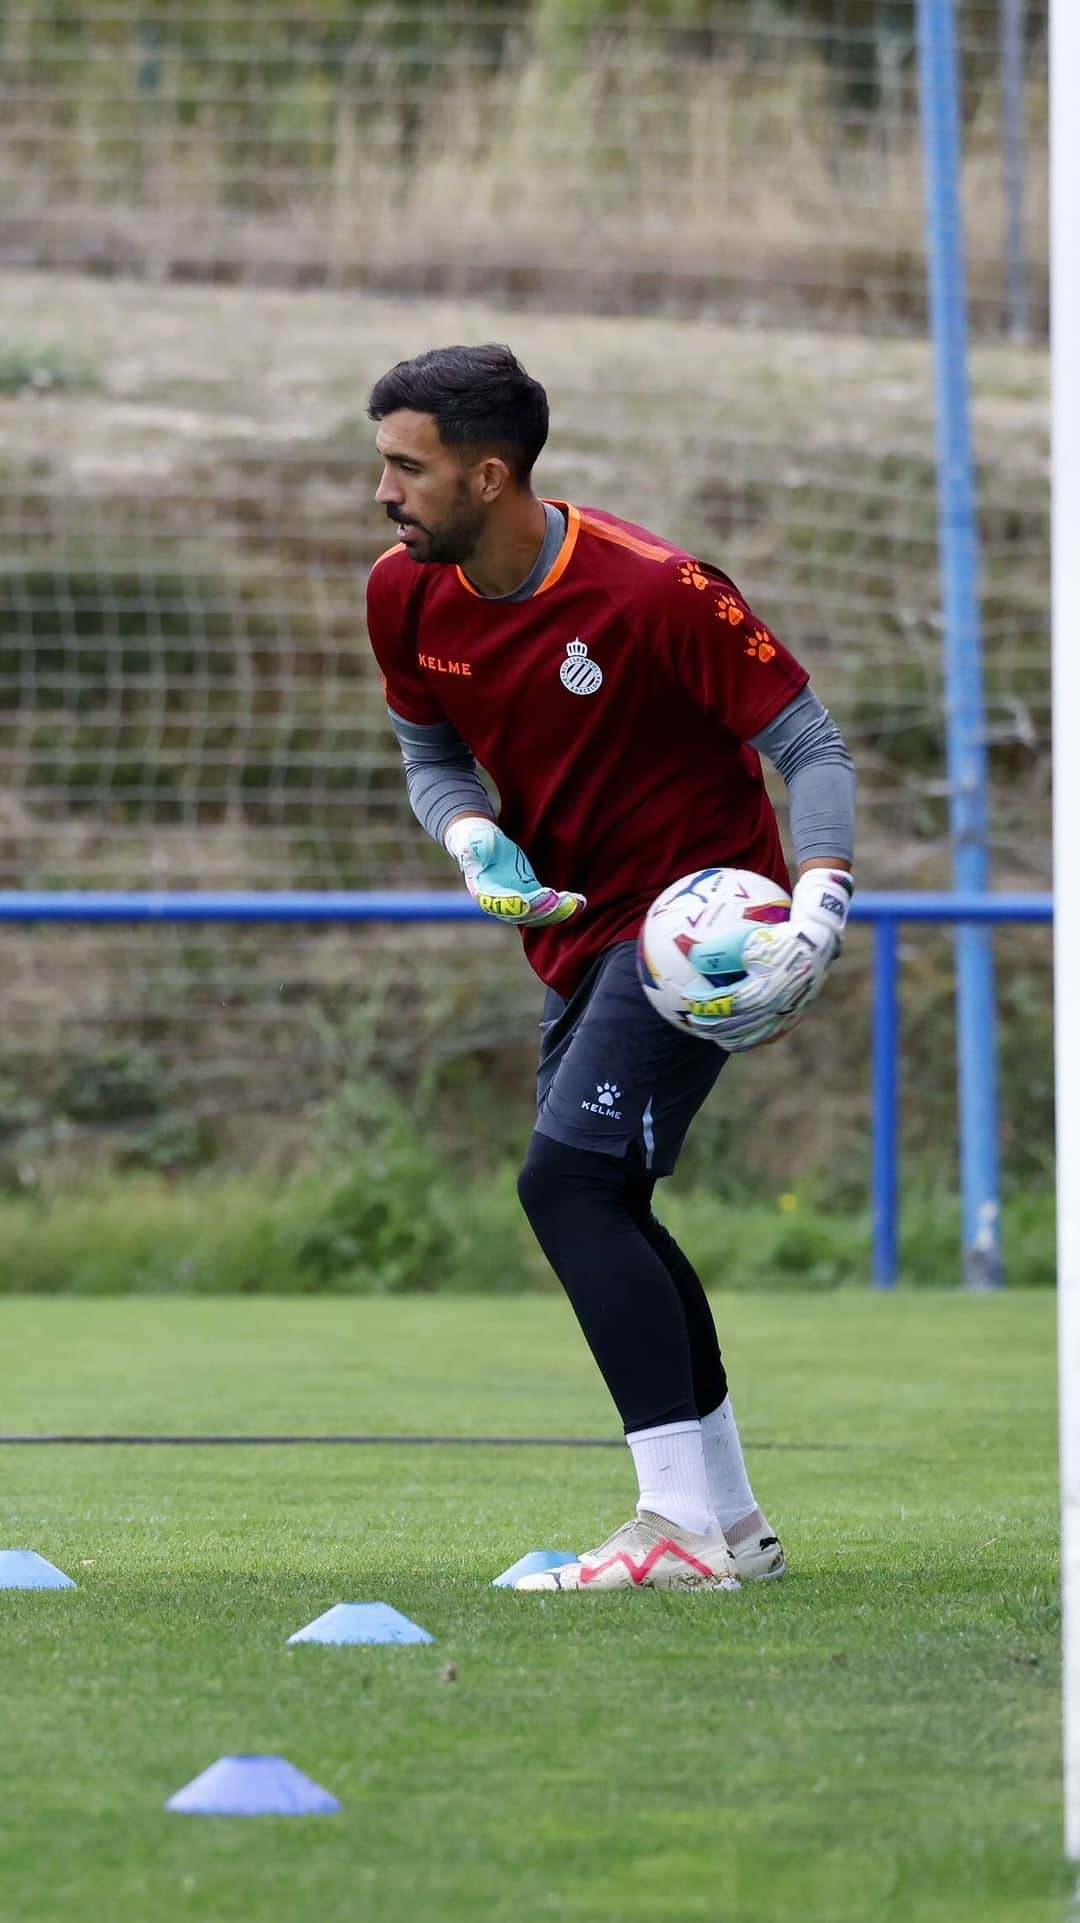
[581,1081,622,1119]
[559,639,603,697]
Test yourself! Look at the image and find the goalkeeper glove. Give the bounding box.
[444,816,586,928]
[685,867,853,1047]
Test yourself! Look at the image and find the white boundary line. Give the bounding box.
[1053,0,1080,1863]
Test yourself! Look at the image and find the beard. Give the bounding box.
[388,488,485,566]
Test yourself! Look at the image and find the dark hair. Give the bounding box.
[367,343,548,482]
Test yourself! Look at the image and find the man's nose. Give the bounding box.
[375,468,401,505]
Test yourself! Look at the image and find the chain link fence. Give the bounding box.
[0,2,1051,1194]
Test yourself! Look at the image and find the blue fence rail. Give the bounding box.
[0,890,1053,1289]
[856,894,1052,1288]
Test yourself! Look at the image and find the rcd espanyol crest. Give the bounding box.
[559,638,603,696]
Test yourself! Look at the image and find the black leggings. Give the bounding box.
[517,1131,728,1433]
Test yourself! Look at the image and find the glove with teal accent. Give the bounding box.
[684,867,853,1048]
[444,815,586,928]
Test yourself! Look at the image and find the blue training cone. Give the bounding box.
[492,1550,579,1589]
[288,1602,434,1646]
[166,1755,340,1816]
[0,1550,77,1590]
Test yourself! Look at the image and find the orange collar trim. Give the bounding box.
[455,502,581,600]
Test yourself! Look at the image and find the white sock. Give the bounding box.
[626,1420,718,1537]
[700,1396,764,1538]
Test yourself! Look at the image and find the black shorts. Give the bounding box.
[534,940,727,1177]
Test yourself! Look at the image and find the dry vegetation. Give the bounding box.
[0,21,1048,335]
[0,267,1050,874]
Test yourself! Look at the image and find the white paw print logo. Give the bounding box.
[596,1082,621,1107]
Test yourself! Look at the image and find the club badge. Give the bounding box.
[559,638,603,696]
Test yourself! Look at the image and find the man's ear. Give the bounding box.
[476,455,512,504]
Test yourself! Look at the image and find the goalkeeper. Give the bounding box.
[366,345,855,1593]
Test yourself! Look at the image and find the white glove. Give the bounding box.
[685,867,853,1047]
[444,815,586,927]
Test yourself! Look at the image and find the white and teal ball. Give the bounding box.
[636,866,792,1046]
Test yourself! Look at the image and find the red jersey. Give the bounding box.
[365,502,809,999]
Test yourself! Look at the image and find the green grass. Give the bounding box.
[0,1291,1067,1922]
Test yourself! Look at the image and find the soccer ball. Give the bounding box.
[636,866,792,1049]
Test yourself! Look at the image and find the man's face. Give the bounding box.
[374,410,488,565]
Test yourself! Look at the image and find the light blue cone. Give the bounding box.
[0,1550,77,1590]
[166,1755,340,1816]
[288,1602,434,1646]
[492,1550,579,1589]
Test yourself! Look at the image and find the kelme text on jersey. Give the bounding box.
[419,654,472,677]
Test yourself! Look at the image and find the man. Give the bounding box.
[365,343,855,1592]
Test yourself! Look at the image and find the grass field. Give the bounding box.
[0,1289,1066,1923]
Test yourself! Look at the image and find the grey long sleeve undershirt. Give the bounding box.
[389,709,496,848]
[750,685,856,863]
[388,682,855,867]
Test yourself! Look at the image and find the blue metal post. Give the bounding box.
[917,0,1002,1287]
[872,918,901,1289]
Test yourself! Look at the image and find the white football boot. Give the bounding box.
[728,1526,786,1583]
[515,1511,741,1592]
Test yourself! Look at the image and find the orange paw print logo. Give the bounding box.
[745,628,777,663]
[714,592,745,627]
[679,562,709,591]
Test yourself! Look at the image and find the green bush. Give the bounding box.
[0,343,100,398]
[294,1135,453,1292]
[0,1160,1055,1296]
[114,1115,217,1175]
[56,1046,167,1124]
